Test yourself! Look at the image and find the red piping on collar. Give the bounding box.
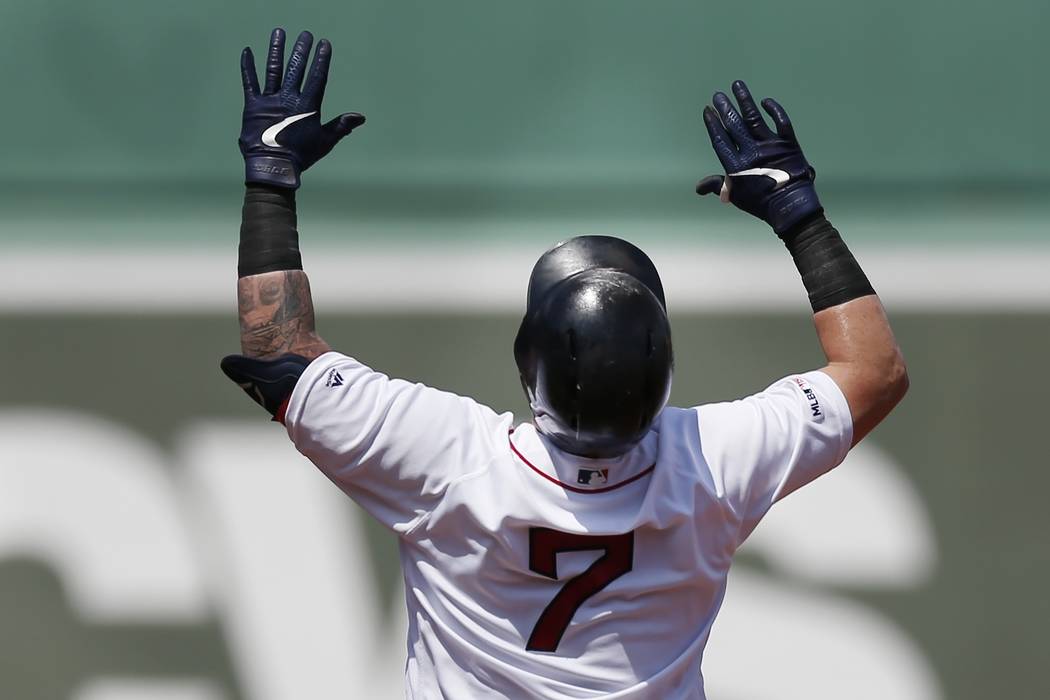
[508,428,655,494]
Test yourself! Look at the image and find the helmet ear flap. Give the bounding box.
[513,310,536,390]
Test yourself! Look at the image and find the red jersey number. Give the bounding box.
[526,528,635,652]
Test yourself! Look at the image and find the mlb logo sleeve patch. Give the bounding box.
[791,376,825,423]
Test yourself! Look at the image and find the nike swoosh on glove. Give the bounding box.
[239,28,365,189]
[696,81,821,235]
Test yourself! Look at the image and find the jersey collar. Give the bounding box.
[508,423,658,494]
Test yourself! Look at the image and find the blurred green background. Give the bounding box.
[0,1,1048,699]
[1,0,1048,245]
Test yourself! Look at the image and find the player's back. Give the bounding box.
[285,352,852,700]
[399,415,738,699]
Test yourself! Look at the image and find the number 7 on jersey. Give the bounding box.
[527,528,635,652]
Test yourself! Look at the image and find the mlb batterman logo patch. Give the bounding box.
[577,468,609,486]
[793,376,824,423]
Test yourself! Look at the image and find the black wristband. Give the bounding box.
[781,213,876,313]
[238,184,302,278]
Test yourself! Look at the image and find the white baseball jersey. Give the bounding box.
[283,351,853,699]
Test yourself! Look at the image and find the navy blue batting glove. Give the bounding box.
[696,81,821,236]
[239,28,365,189]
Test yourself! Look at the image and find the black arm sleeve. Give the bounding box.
[237,184,302,277]
[780,213,876,313]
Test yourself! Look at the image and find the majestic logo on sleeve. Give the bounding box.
[793,377,824,423]
[577,468,609,486]
[325,369,344,388]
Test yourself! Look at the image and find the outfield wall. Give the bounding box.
[1,0,1048,249]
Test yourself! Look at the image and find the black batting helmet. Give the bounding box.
[514,235,674,458]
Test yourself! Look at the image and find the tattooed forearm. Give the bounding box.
[237,284,257,314]
[237,270,331,359]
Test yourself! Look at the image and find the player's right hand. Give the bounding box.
[239,28,366,189]
[696,81,821,235]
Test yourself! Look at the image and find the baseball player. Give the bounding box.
[222,28,909,699]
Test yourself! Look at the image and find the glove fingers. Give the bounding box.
[324,112,367,139]
[263,27,286,95]
[241,47,260,101]
[761,98,796,141]
[301,39,332,107]
[731,80,774,138]
[283,30,314,93]
[702,106,739,171]
[695,175,725,196]
[712,91,752,148]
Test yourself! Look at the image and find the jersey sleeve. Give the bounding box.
[695,370,853,544]
[282,351,506,536]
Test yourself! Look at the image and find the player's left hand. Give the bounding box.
[239,28,366,189]
[696,81,821,235]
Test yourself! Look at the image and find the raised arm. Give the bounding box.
[221,28,364,418]
[697,81,907,445]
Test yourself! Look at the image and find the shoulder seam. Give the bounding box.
[400,402,506,540]
[400,452,498,539]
